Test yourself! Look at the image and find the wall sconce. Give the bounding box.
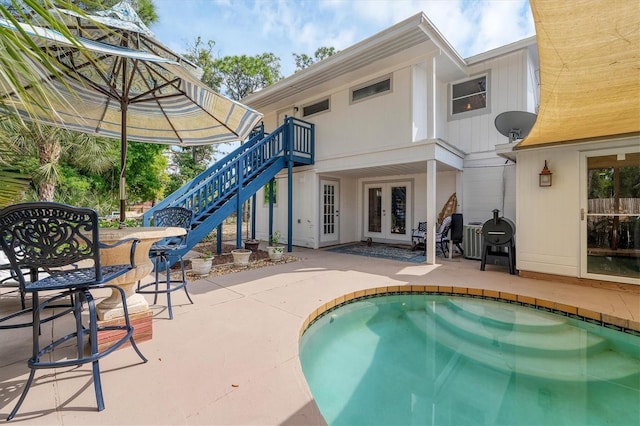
[539,160,552,187]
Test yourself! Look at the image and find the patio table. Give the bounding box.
[97,226,186,321]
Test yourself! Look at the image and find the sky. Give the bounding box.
[149,0,536,78]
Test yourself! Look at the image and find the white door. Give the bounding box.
[581,150,639,282]
[320,179,339,245]
[364,181,411,242]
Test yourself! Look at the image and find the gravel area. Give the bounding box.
[185,243,299,279]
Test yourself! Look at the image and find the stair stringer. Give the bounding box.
[143,117,314,267]
[180,158,287,257]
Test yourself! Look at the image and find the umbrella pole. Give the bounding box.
[120,103,128,226]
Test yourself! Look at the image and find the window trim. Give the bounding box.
[302,97,330,118]
[448,71,491,121]
[349,74,393,104]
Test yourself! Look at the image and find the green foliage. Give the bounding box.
[0,116,118,202]
[0,142,30,206]
[0,0,161,209]
[588,165,640,200]
[183,36,221,91]
[56,163,118,214]
[293,46,337,72]
[263,180,277,204]
[124,142,168,204]
[81,0,158,25]
[214,53,283,100]
[132,0,158,25]
[270,230,281,246]
[0,0,95,126]
[588,169,613,200]
[99,217,142,228]
[166,145,216,194]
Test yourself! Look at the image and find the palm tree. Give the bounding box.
[0,0,95,206]
[0,117,117,201]
[0,144,30,207]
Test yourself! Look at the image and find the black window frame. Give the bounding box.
[302,98,330,117]
[350,75,392,104]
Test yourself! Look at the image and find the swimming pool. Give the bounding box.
[299,293,640,425]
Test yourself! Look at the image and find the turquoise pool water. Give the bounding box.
[299,295,640,425]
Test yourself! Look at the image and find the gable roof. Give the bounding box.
[517,0,640,148]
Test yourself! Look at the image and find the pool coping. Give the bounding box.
[301,285,640,337]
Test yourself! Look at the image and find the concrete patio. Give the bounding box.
[1,247,638,425]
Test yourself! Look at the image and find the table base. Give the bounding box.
[96,310,153,352]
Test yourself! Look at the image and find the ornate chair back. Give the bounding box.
[0,202,103,285]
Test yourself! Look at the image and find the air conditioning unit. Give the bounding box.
[463,224,484,260]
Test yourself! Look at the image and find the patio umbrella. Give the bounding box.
[1,1,263,223]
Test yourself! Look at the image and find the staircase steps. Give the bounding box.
[143,117,314,260]
[405,299,640,382]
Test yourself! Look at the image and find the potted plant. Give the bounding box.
[267,231,284,261]
[191,249,213,276]
[244,239,260,252]
[231,248,252,267]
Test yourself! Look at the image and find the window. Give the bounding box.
[450,74,489,117]
[350,75,392,103]
[302,98,330,117]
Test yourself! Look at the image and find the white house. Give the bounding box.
[242,6,639,287]
[243,12,538,265]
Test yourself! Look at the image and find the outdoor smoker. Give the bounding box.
[480,209,516,274]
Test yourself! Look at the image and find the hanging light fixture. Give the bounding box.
[539,160,552,187]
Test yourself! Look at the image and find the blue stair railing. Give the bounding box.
[142,117,314,259]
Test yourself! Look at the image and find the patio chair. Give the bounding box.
[1,247,73,331]
[436,216,452,257]
[137,206,193,320]
[411,222,427,253]
[450,213,464,256]
[0,252,26,309]
[0,202,147,421]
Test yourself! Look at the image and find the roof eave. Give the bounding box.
[243,12,467,109]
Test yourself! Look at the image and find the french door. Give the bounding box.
[320,179,339,245]
[364,181,411,242]
[582,151,640,281]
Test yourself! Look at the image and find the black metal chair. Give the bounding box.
[436,216,452,257]
[450,213,464,256]
[137,207,193,320]
[0,202,147,420]
[1,257,78,336]
[411,222,427,253]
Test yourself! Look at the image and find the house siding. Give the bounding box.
[247,30,537,252]
[516,136,640,284]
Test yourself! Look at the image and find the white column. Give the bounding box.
[426,159,437,264]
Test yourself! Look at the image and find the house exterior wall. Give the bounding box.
[250,37,537,250]
[516,146,580,277]
[450,50,535,224]
[515,136,639,283]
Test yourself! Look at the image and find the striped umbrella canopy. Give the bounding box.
[1,1,263,222]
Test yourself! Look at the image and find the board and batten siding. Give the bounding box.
[447,50,531,155]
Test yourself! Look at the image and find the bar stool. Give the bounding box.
[137,207,193,319]
[0,202,148,420]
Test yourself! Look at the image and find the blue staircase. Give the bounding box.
[142,117,314,258]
